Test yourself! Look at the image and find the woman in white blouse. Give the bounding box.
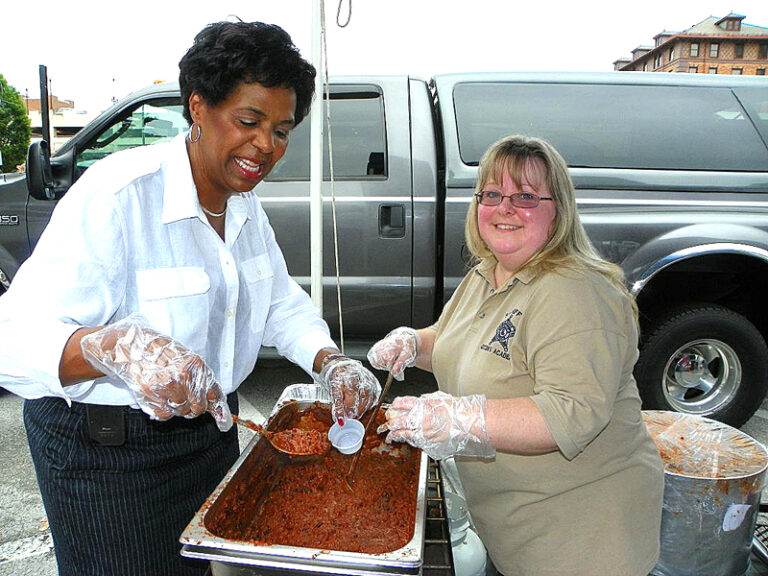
[0,21,378,576]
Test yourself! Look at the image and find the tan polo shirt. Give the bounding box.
[431,259,664,576]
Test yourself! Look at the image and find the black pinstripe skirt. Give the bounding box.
[23,394,240,576]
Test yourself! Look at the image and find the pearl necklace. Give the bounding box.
[200,203,227,218]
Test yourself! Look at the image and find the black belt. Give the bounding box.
[74,392,238,446]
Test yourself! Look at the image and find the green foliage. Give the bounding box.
[0,74,32,172]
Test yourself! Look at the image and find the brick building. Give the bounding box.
[614,12,768,75]
[26,95,75,114]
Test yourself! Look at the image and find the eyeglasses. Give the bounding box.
[475,191,553,209]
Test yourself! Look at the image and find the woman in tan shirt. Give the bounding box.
[368,135,663,576]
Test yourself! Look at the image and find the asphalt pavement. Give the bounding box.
[3,359,768,575]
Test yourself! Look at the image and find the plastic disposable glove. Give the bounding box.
[379,391,495,460]
[80,314,233,432]
[317,357,381,423]
[367,327,420,381]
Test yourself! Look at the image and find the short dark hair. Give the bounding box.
[178,21,316,125]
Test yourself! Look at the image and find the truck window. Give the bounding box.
[267,91,387,180]
[733,86,768,144]
[453,83,768,171]
[75,99,187,176]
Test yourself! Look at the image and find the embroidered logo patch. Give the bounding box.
[480,309,522,360]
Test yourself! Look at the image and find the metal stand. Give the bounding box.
[754,503,768,564]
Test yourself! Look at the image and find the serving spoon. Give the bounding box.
[345,371,395,490]
[233,414,330,462]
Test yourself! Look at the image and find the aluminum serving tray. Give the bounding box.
[181,383,429,576]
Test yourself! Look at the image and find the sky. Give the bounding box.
[2,0,768,114]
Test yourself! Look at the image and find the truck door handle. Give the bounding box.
[379,204,405,238]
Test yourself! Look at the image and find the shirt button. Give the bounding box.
[479,312,486,319]
[224,361,231,369]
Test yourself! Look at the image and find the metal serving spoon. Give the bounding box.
[232,414,330,462]
[345,371,395,490]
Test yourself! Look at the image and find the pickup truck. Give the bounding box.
[2,71,768,427]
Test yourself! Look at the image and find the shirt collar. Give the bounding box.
[475,257,537,292]
[162,133,200,224]
[161,132,251,228]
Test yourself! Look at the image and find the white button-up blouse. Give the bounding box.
[0,133,335,406]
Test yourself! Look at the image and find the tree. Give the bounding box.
[0,74,31,172]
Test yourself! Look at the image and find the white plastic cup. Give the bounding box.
[328,419,365,454]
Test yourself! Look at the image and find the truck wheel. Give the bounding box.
[634,304,768,428]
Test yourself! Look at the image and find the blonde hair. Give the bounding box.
[465,134,638,320]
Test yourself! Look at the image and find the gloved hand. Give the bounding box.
[317,357,381,423]
[80,314,233,432]
[379,391,495,460]
[367,327,420,381]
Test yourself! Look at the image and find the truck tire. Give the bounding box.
[634,304,768,428]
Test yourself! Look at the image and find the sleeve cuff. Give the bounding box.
[282,330,338,375]
[38,320,83,403]
[0,318,81,403]
[531,393,582,461]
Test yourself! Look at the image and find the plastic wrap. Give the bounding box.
[80,314,232,431]
[367,326,420,381]
[643,411,768,576]
[316,358,381,421]
[382,392,495,461]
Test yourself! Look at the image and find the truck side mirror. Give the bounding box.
[26,140,55,200]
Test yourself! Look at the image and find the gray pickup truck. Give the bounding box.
[2,71,768,426]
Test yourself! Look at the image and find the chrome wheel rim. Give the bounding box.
[662,339,742,416]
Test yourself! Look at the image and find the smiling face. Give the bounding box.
[188,81,296,203]
[477,158,557,281]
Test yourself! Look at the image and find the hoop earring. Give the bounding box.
[188,123,202,143]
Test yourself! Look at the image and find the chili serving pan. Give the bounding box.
[180,384,428,576]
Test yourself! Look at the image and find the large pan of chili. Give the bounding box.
[181,384,428,574]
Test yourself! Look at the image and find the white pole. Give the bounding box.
[309,0,324,312]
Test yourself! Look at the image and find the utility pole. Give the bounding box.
[309,0,324,312]
[39,65,51,146]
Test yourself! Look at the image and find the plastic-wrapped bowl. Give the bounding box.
[328,419,365,454]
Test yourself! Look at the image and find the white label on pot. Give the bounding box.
[723,504,751,532]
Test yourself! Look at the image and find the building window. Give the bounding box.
[760,44,768,59]
[688,65,698,73]
[710,43,720,58]
[669,47,674,61]
[732,68,743,75]
[708,66,718,74]
[643,62,648,72]
[690,42,699,57]
[735,44,744,59]
[757,68,766,75]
